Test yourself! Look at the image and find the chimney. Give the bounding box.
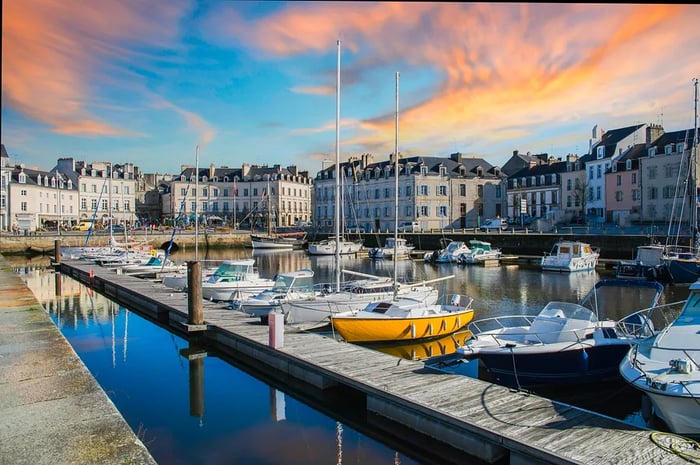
[450,152,463,163]
[241,163,250,178]
[209,163,215,179]
[513,150,519,157]
[646,124,664,146]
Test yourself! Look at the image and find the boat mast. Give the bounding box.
[334,40,341,292]
[393,71,399,301]
[195,145,199,261]
[693,77,699,252]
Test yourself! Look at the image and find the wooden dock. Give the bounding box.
[58,259,688,465]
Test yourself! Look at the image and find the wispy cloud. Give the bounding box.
[2,0,189,137]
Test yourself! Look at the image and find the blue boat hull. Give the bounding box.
[477,344,633,388]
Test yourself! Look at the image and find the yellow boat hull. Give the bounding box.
[331,309,474,343]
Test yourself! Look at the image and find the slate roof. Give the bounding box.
[648,128,698,150]
[590,124,645,159]
[319,154,505,179]
[0,144,8,159]
[509,160,574,179]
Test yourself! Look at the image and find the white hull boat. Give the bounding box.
[619,280,700,435]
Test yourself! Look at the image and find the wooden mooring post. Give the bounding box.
[186,261,206,331]
[54,239,61,266]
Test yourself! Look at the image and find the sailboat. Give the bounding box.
[654,79,700,284]
[307,170,363,255]
[330,72,473,344]
[280,43,440,330]
[250,181,307,250]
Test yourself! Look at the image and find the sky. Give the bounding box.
[2,2,700,176]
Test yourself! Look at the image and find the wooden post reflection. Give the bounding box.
[54,272,62,297]
[179,344,207,419]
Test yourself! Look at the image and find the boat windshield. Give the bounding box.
[271,275,314,292]
[145,257,162,266]
[539,301,597,322]
[213,262,252,279]
[446,242,464,253]
[679,291,700,321]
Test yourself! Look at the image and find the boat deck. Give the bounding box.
[56,258,689,465]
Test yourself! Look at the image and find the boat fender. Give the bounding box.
[410,323,416,339]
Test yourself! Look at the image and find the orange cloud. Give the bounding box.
[2,0,187,137]
[206,3,698,159]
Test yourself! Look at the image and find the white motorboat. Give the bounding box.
[233,268,318,322]
[457,240,502,265]
[279,271,451,330]
[307,237,364,256]
[540,240,599,272]
[369,237,414,260]
[619,280,700,435]
[117,255,187,276]
[201,259,275,302]
[424,240,471,263]
[457,279,664,388]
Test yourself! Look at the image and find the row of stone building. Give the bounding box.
[0,121,696,233]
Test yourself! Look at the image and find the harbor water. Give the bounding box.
[8,248,688,464]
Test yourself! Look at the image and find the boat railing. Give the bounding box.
[467,315,537,336]
[616,300,687,338]
[627,342,700,381]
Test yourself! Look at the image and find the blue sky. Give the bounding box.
[2,2,700,175]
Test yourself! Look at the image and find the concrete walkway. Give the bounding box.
[0,256,157,465]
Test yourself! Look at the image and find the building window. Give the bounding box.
[181,188,187,196]
[419,185,429,196]
[597,146,605,159]
[596,165,602,178]
[567,195,572,207]
[438,185,447,196]
[438,205,447,217]
[615,191,623,202]
[567,179,572,191]
[20,189,27,196]
[588,167,594,180]
[101,199,108,211]
[21,201,27,211]
[496,185,501,198]
[460,184,466,196]
[616,175,621,186]
[632,173,637,184]
[419,205,429,216]
[91,199,97,210]
[596,186,601,200]
[81,198,87,210]
[384,188,390,198]
[124,201,130,212]
[648,187,658,200]
[648,166,657,179]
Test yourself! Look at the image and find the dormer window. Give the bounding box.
[420,166,428,176]
[67,180,72,189]
[18,172,26,183]
[597,146,605,159]
[648,147,656,157]
[213,176,218,182]
[223,176,229,182]
[385,167,390,179]
[612,164,617,172]
[551,174,557,183]
[665,144,673,155]
[626,160,632,170]
[190,175,196,182]
[540,175,545,185]
[476,167,483,177]
[51,177,56,187]
[439,166,447,176]
[678,142,685,153]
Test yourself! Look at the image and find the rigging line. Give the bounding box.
[163,179,191,270]
[84,176,109,247]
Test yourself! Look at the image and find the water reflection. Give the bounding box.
[363,329,472,361]
[19,267,430,465]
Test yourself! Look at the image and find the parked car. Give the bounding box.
[104,224,125,233]
[346,224,368,234]
[480,218,508,231]
[72,221,93,231]
[397,221,421,233]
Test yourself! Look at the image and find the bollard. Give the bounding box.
[54,239,61,265]
[268,311,284,348]
[187,261,204,325]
